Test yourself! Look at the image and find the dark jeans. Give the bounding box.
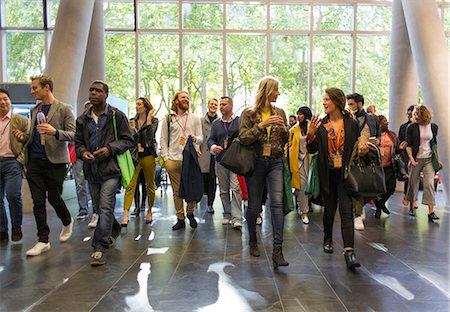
[27,159,71,243]
[375,165,396,207]
[89,177,121,252]
[246,158,284,246]
[0,159,23,232]
[203,157,217,207]
[323,169,354,249]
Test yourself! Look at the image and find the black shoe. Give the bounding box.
[11,227,22,241]
[381,205,390,214]
[172,219,186,231]
[187,214,198,228]
[0,231,8,241]
[428,212,440,222]
[76,212,88,220]
[344,250,361,269]
[408,208,416,217]
[207,206,214,214]
[323,237,333,253]
[249,241,260,257]
[272,245,289,269]
[374,206,381,219]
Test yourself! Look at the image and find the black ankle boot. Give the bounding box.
[249,241,260,257]
[344,250,361,269]
[272,245,289,269]
[172,219,185,231]
[408,208,416,216]
[428,212,440,222]
[187,214,197,228]
[381,205,390,214]
[323,237,333,253]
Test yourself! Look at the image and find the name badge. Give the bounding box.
[179,136,186,146]
[333,154,342,168]
[138,143,144,153]
[223,139,228,149]
[263,143,272,157]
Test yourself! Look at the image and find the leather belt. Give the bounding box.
[0,156,16,160]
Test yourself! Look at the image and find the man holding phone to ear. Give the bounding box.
[75,80,133,266]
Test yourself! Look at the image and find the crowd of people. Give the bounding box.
[0,75,443,269]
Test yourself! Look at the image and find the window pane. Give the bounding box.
[6,32,45,82]
[271,5,309,30]
[314,5,353,31]
[104,0,134,29]
[312,35,352,114]
[139,3,178,29]
[226,4,266,30]
[227,34,266,112]
[183,3,223,30]
[355,36,390,115]
[357,5,392,31]
[105,33,136,113]
[140,34,179,116]
[5,0,43,27]
[184,34,223,114]
[270,35,309,114]
[445,7,450,31]
[48,0,60,28]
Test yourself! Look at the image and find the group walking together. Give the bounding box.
[0,74,443,268]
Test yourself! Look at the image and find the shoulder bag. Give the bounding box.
[220,138,257,176]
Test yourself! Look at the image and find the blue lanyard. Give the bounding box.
[223,118,235,135]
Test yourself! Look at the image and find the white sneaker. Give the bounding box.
[222,218,230,225]
[26,242,51,256]
[301,214,310,224]
[232,220,242,230]
[354,216,364,231]
[256,213,262,225]
[88,213,99,228]
[361,209,366,221]
[60,218,74,242]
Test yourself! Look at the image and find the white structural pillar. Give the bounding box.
[388,0,418,133]
[401,0,450,200]
[77,0,105,116]
[44,0,95,108]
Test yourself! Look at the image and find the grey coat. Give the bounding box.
[24,99,75,165]
[198,113,217,173]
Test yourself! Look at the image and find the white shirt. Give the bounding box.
[417,124,432,159]
[160,111,203,161]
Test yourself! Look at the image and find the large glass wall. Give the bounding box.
[1,0,448,116]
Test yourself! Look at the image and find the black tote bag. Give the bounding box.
[220,138,257,176]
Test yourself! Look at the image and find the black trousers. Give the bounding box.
[323,169,354,249]
[202,156,217,207]
[375,165,396,207]
[27,159,71,243]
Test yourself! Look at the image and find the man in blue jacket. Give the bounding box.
[75,81,133,266]
[207,96,242,230]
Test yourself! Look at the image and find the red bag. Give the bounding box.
[68,143,77,164]
[237,175,248,200]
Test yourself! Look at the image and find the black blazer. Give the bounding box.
[406,122,438,159]
[307,115,360,197]
[179,136,204,202]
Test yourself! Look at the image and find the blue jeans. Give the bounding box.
[72,159,92,214]
[0,159,23,232]
[89,177,121,252]
[246,158,284,246]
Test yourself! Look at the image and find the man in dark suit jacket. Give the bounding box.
[75,81,133,266]
[15,75,76,257]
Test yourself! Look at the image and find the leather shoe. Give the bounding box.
[428,212,440,223]
[408,208,416,217]
[344,250,361,269]
[0,231,8,241]
[249,241,260,257]
[381,205,390,214]
[12,227,22,241]
[187,214,197,228]
[172,219,185,231]
[323,237,333,253]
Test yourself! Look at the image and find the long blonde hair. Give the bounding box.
[252,76,279,113]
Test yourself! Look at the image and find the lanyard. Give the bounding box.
[222,118,235,135]
[173,113,189,133]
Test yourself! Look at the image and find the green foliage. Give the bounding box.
[357,5,391,31]
[314,5,353,31]
[48,0,60,27]
[227,4,266,30]
[183,3,223,29]
[104,1,134,29]
[445,7,450,31]
[139,3,178,29]
[5,0,43,27]
[6,32,45,82]
[271,5,309,30]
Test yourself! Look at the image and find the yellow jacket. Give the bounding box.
[288,124,308,190]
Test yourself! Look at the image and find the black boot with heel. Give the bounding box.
[272,245,289,269]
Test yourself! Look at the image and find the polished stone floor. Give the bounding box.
[1,181,449,312]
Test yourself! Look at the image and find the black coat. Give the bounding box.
[75,105,134,182]
[306,115,360,197]
[406,122,438,159]
[179,136,204,202]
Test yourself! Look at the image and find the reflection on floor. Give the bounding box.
[1,181,449,312]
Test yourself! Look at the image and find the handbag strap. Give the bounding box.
[112,109,119,142]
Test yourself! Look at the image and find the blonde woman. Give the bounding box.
[239,76,289,269]
[406,105,442,222]
[122,98,158,226]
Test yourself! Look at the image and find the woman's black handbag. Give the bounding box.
[220,138,257,176]
[345,142,386,198]
[392,154,408,181]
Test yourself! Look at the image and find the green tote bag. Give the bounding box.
[113,110,135,188]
